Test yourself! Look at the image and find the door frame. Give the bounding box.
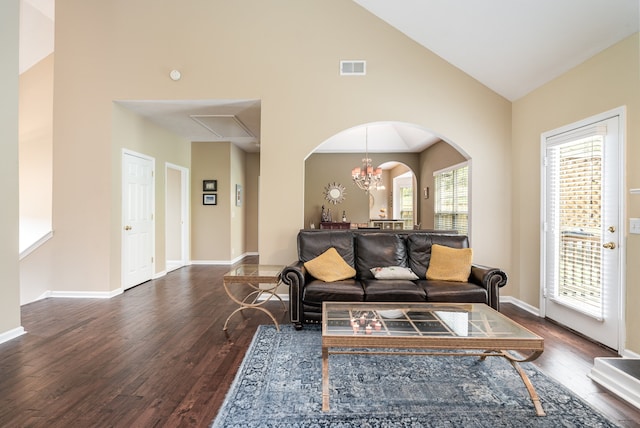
[165,162,190,271]
[539,106,626,351]
[121,149,156,289]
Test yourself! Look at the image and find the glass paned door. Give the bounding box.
[542,113,621,350]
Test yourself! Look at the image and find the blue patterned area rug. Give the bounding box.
[211,325,619,427]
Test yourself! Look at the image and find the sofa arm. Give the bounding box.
[281,262,306,329]
[469,264,508,311]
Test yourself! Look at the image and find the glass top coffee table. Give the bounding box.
[322,302,545,415]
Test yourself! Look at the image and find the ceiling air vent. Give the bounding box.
[340,60,366,76]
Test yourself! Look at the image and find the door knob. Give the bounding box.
[124,225,132,231]
[602,242,616,250]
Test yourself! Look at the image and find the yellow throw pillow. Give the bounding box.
[304,247,356,282]
[426,244,473,282]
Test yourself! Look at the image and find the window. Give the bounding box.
[434,163,468,235]
[545,128,606,318]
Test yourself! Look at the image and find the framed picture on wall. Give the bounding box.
[203,194,217,205]
[203,180,217,192]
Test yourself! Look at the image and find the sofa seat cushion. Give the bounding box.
[362,279,426,302]
[418,280,487,303]
[302,278,364,305]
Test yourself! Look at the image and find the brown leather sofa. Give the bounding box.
[281,229,507,330]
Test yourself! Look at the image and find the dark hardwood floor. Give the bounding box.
[1,261,639,427]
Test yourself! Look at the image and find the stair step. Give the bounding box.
[589,357,640,409]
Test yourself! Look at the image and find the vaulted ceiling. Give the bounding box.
[20,0,639,153]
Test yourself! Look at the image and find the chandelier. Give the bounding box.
[351,127,382,192]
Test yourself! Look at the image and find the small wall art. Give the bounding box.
[203,194,217,205]
[203,180,217,192]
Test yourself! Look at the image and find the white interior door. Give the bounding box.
[122,151,154,289]
[541,112,623,350]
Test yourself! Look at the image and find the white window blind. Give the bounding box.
[545,129,605,318]
[434,163,468,235]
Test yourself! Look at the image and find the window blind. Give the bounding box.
[545,134,604,318]
[434,164,468,235]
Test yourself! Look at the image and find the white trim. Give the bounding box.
[0,327,26,345]
[433,160,468,177]
[190,253,257,266]
[589,358,640,409]
[19,230,53,260]
[190,260,231,266]
[622,349,640,359]
[500,296,541,316]
[153,270,167,279]
[27,289,125,300]
[49,289,123,299]
[165,162,190,271]
[256,293,289,302]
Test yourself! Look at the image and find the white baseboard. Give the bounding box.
[256,293,289,302]
[0,326,26,345]
[500,296,541,316]
[49,289,123,299]
[190,252,259,266]
[153,270,167,279]
[622,349,640,359]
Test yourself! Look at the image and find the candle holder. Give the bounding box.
[350,311,383,334]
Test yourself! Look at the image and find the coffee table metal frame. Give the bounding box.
[321,302,545,415]
[222,264,286,331]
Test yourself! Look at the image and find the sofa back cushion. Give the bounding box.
[355,233,408,279]
[407,233,469,278]
[298,230,355,266]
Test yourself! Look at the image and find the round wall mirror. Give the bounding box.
[324,182,346,204]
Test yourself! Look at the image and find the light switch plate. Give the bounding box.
[630,218,640,234]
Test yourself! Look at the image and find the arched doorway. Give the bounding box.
[304,122,467,230]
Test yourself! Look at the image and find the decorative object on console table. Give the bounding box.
[371,220,403,230]
[203,179,217,191]
[203,194,217,205]
[320,222,350,230]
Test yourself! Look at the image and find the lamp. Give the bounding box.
[351,127,382,192]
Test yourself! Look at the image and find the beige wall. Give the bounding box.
[0,0,21,336]
[419,141,467,229]
[191,142,232,262]
[512,33,640,353]
[190,142,254,262]
[11,0,511,335]
[19,53,53,249]
[245,153,260,254]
